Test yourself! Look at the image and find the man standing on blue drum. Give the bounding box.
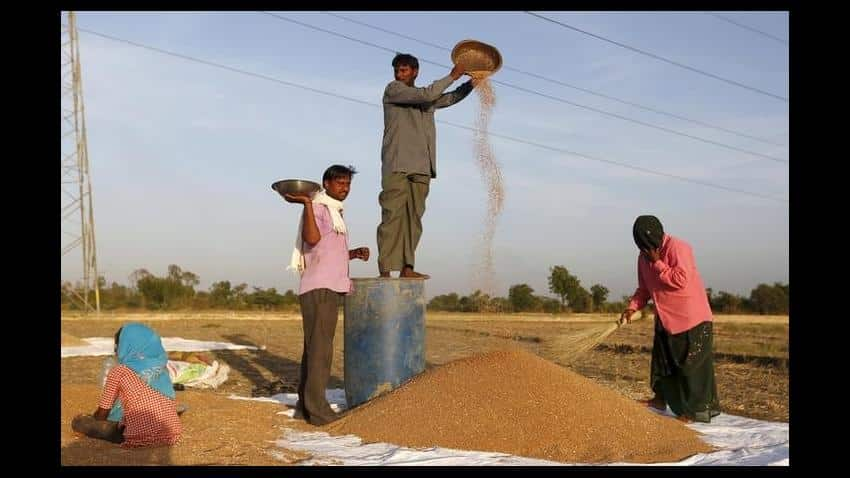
[377,53,477,280]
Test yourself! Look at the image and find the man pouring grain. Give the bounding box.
[377,53,478,279]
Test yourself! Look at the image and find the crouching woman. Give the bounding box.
[72,323,182,447]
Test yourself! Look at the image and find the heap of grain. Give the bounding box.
[325,348,712,464]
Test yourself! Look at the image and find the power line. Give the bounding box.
[706,13,788,45]
[323,11,785,148]
[76,27,379,109]
[74,26,788,204]
[323,11,449,52]
[525,11,789,102]
[438,120,787,203]
[261,12,787,164]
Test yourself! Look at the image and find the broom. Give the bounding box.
[544,310,650,365]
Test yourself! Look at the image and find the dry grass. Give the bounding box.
[61,310,303,321]
[61,384,313,465]
[426,311,787,324]
[61,310,788,323]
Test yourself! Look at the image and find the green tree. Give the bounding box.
[134,265,198,310]
[231,283,249,309]
[590,284,609,312]
[548,266,578,307]
[713,291,744,314]
[428,293,461,312]
[749,282,789,314]
[469,290,491,313]
[61,281,79,309]
[539,297,562,314]
[457,295,471,312]
[248,287,284,310]
[192,291,211,309]
[571,287,593,313]
[209,281,234,308]
[508,284,537,312]
[100,279,136,310]
[129,268,152,285]
[489,297,513,313]
[602,299,626,313]
[282,289,299,308]
[181,271,200,288]
[548,266,591,311]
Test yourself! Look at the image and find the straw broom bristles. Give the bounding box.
[544,311,650,365]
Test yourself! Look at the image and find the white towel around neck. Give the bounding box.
[288,190,347,274]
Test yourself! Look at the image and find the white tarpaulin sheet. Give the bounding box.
[61,337,257,358]
[229,389,788,466]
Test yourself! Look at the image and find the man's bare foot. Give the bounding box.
[400,267,430,280]
[639,396,667,411]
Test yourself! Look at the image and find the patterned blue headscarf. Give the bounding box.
[107,322,175,422]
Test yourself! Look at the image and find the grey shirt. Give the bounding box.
[381,75,474,179]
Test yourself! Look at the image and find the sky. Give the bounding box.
[60,11,789,301]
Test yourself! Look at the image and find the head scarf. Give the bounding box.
[632,215,664,251]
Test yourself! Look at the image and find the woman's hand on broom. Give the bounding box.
[619,308,637,325]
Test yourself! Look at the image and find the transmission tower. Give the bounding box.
[61,11,100,314]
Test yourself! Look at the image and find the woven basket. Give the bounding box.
[451,39,502,78]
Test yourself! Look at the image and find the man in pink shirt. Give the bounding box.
[620,215,720,423]
[285,165,370,425]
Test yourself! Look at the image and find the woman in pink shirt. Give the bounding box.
[620,215,720,423]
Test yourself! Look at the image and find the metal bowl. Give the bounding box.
[451,39,502,76]
[272,179,321,202]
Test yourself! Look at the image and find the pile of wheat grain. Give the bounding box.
[325,348,712,464]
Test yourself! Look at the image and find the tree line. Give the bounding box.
[61,264,789,315]
[61,265,299,312]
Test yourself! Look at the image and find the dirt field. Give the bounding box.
[61,311,788,465]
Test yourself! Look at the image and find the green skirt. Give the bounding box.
[651,318,721,423]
